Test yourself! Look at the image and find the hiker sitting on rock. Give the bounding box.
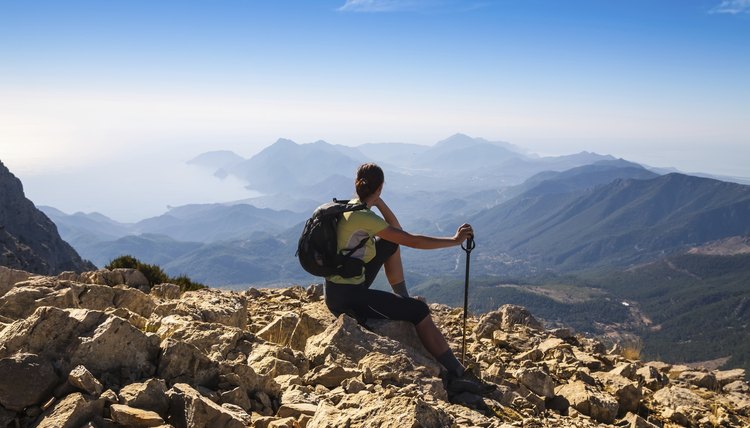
[324,162,494,395]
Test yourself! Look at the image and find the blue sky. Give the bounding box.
[1,0,749,218]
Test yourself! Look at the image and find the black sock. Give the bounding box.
[437,349,465,377]
[391,281,409,298]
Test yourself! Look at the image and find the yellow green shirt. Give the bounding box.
[326,199,389,284]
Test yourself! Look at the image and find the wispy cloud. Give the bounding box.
[338,0,491,13]
[710,0,750,14]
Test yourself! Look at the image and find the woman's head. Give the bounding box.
[355,163,384,201]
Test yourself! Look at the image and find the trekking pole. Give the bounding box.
[461,235,475,366]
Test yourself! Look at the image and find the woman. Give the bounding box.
[324,163,494,395]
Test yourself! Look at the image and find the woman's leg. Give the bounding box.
[415,315,450,357]
[383,245,405,285]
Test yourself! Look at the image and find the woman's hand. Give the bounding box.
[453,223,474,244]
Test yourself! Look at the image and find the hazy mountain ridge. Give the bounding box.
[0,161,95,275]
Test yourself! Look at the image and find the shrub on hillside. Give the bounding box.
[105,255,206,291]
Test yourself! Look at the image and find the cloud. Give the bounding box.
[710,0,750,14]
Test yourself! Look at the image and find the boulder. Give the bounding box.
[555,380,619,424]
[715,368,746,387]
[158,339,219,388]
[167,383,246,428]
[157,318,245,361]
[276,402,318,418]
[258,311,327,352]
[151,283,181,300]
[0,352,59,411]
[119,378,169,417]
[678,370,720,390]
[306,394,451,428]
[0,266,30,298]
[592,372,642,415]
[68,365,104,396]
[35,393,104,428]
[636,365,669,391]
[622,412,659,428]
[515,367,555,398]
[499,304,544,331]
[304,364,360,389]
[162,289,248,329]
[70,314,160,381]
[110,404,165,427]
[219,360,280,398]
[220,387,252,411]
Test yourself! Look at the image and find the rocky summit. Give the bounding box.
[0,266,748,427]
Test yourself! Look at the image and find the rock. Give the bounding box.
[0,266,30,298]
[537,337,567,356]
[119,378,170,417]
[219,360,280,398]
[636,365,669,391]
[592,372,642,415]
[276,402,318,418]
[35,393,103,428]
[158,339,219,388]
[555,380,619,424]
[258,311,326,352]
[252,356,301,378]
[609,362,637,380]
[622,411,659,428]
[651,385,706,423]
[306,283,324,301]
[110,404,165,427]
[304,364,360,389]
[167,383,246,428]
[157,318,245,361]
[151,283,181,300]
[220,387,252,411]
[474,310,503,339]
[70,314,159,381]
[342,377,367,394]
[516,367,555,398]
[306,394,451,428]
[499,304,544,331]
[164,289,248,329]
[715,368,746,387]
[0,352,59,411]
[305,314,410,368]
[68,365,104,396]
[724,380,750,394]
[678,370,720,390]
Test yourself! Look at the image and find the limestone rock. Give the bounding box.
[555,380,619,424]
[276,402,318,418]
[110,404,165,427]
[0,352,59,411]
[515,367,555,398]
[151,283,181,300]
[68,365,104,396]
[304,364,360,389]
[0,266,30,298]
[161,289,248,329]
[220,387,252,411]
[715,368,746,387]
[35,393,103,428]
[499,304,544,331]
[167,383,246,428]
[158,339,219,388]
[157,318,245,361]
[258,311,327,352]
[119,378,169,417]
[306,394,451,428]
[636,365,669,391]
[592,371,642,415]
[678,370,720,390]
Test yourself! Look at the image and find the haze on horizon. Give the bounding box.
[1,0,749,221]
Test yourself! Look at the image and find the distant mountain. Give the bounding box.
[187,150,245,173]
[0,161,95,274]
[77,233,204,268]
[472,173,750,272]
[226,139,363,194]
[39,206,133,247]
[134,203,306,242]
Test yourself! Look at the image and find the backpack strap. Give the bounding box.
[342,236,370,258]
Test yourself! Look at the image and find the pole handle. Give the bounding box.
[461,235,475,253]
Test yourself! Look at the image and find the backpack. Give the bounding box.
[296,198,370,278]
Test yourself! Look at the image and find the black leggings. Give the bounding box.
[325,238,431,325]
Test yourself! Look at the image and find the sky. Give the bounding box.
[1,0,749,220]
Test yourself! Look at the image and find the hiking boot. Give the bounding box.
[446,370,497,396]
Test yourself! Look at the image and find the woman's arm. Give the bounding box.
[372,198,402,229]
[376,223,474,250]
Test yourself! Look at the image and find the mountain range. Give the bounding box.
[4,133,750,374]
